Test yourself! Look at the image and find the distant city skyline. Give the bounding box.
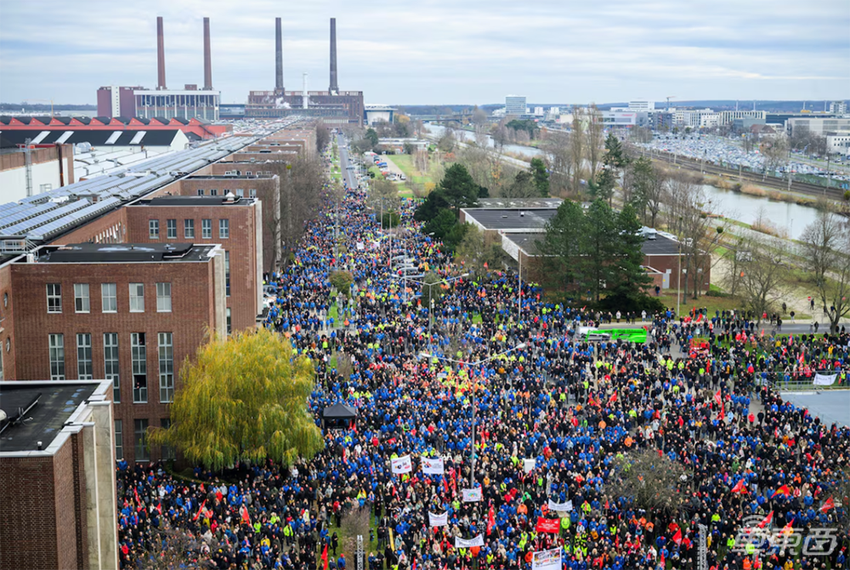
[0,0,848,106]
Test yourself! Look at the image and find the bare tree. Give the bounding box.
[609,449,687,521]
[585,104,604,180]
[270,155,328,266]
[665,173,726,299]
[738,237,787,322]
[800,208,850,332]
[542,130,572,196]
[644,164,667,228]
[760,137,788,174]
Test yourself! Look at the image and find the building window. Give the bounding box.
[149,219,160,239]
[197,189,204,196]
[129,283,144,312]
[184,219,195,239]
[74,283,90,313]
[134,419,149,462]
[210,189,218,196]
[219,219,229,239]
[202,219,212,239]
[225,251,230,297]
[249,188,257,198]
[114,419,123,461]
[0,348,4,381]
[4,292,9,307]
[47,283,62,313]
[160,419,175,461]
[156,282,172,313]
[236,189,244,197]
[132,333,147,403]
[158,332,174,403]
[104,333,120,403]
[166,219,177,239]
[76,333,93,379]
[49,333,65,380]
[226,307,232,335]
[101,283,117,313]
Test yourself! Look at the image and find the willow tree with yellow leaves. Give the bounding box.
[148,328,323,470]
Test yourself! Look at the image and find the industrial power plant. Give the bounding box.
[96,16,363,126]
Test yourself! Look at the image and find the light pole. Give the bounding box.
[420,342,527,487]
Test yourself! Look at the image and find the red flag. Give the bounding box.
[819,496,835,513]
[771,485,790,499]
[487,504,496,536]
[780,519,795,537]
[536,518,560,533]
[731,479,748,494]
[672,529,683,545]
[193,499,207,522]
[156,503,162,515]
[714,390,722,407]
[321,544,329,570]
[798,351,805,364]
[240,505,251,525]
[608,392,617,405]
[757,511,774,528]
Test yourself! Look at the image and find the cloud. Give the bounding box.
[0,0,847,105]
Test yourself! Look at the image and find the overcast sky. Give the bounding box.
[1,0,848,106]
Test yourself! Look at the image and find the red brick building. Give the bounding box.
[125,195,263,331]
[5,243,226,464]
[0,379,117,570]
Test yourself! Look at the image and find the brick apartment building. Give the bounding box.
[5,243,226,464]
[0,379,117,570]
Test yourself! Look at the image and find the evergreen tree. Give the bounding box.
[536,200,587,289]
[438,163,480,216]
[529,158,550,197]
[581,200,618,302]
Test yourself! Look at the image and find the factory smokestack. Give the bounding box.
[157,17,167,90]
[275,18,284,93]
[329,18,339,95]
[203,17,212,90]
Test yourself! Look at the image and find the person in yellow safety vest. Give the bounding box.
[519,531,528,550]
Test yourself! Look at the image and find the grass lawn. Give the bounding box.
[655,291,811,320]
[472,313,483,324]
[396,184,414,199]
[328,305,339,323]
[392,154,434,186]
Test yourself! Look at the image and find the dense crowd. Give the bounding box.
[116,161,849,569]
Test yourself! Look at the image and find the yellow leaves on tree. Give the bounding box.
[148,328,324,471]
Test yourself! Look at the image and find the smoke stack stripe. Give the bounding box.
[275,18,284,93]
[203,17,212,90]
[157,17,166,90]
[329,18,338,95]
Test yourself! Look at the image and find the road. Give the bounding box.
[337,134,358,189]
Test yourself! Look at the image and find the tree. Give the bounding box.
[529,157,549,196]
[148,329,324,470]
[438,163,479,216]
[455,225,510,274]
[329,270,354,297]
[423,208,458,241]
[738,238,787,322]
[629,156,654,220]
[413,189,450,223]
[364,128,379,149]
[760,137,788,174]
[315,121,331,152]
[800,209,850,332]
[570,112,585,195]
[585,104,604,180]
[609,449,687,520]
[644,164,667,228]
[581,200,619,302]
[371,178,399,210]
[536,200,587,291]
[272,154,327,266]
[588,167,616,203]
[503,171,538,200]
[610,203,653,296]
[542,130,571,196]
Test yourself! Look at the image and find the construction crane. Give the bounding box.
[23,98,54,117]
[666,96,676,111]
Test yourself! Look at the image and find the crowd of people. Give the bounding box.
[116,168,849,569]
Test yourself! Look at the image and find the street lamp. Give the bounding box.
[419,342,527,487]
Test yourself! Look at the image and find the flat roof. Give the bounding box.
[781,391,850,428]
[33,243,216,263]
[0,382,99,452]
[463,208,558,231]
[139,196,254,207]
[476,198,564,209]
[504,232,681,257]
[641,234,681,256]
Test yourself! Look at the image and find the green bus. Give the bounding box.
[581,328,648,343]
